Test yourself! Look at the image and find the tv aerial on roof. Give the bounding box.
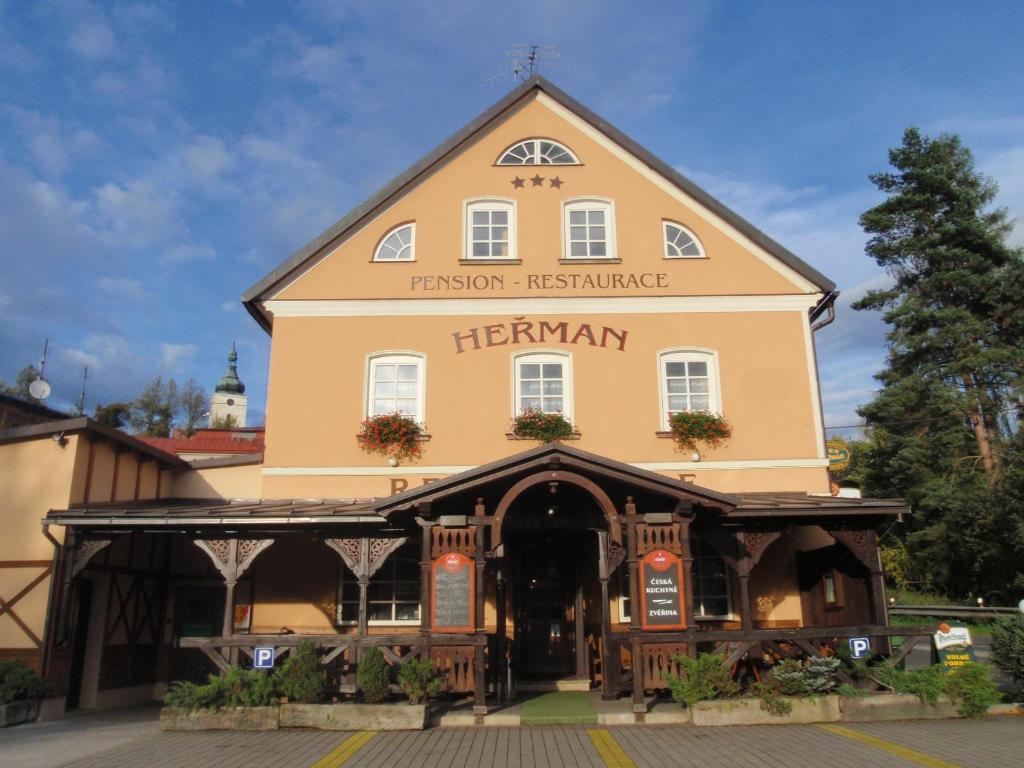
[483,44,560,84]
[29,338,51,401]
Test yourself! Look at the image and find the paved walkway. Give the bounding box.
[2,709,1021,768]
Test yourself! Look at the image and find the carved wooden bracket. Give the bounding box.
[325,537,408,578]
[194,538,274,585]
[606,539,626,573]
[71,538,112,579]
[740,530,783,570]
[828,528,877,571]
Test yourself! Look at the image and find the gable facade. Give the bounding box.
[247,79,834,500]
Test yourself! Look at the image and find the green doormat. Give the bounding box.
[520,692,598,725]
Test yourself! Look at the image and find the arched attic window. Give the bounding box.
[663,221,705,259]
[498,138,579,165]
[374,223,415,261]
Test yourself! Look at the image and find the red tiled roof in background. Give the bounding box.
[138,427,264,456]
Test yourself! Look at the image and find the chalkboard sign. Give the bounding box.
[639,549,685,630]
[431,552,474,633]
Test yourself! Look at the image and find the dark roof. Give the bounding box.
[733,492,907,518]
[0,392,73,422]
[241,76,835,332]
[0,417,188,468]
[46,497,379,527]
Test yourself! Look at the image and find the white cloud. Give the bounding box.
[68,19,117,60]
[92,180,183,247]
[96,276,152,301]
[162,243,217,263]
[3,106,102,176]
[160,342,198,368]
[181,136,234,184]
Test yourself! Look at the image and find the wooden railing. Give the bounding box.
[178,633,484,693]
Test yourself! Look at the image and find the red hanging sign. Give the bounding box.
[639,549,685,630]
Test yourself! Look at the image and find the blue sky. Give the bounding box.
[2,0,1022,432]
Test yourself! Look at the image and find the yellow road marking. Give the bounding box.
[817,724,962,768]
[310,730,377,768]
[587,728,637,768]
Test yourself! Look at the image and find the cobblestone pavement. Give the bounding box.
[2,712,1021,768]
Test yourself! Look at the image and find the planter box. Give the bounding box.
[840,694,961,722]
[280,703,428,731]
[1,699,40,727]
[691,695,840,727]
[160,706,279,731]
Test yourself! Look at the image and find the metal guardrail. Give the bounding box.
[890,605,1019,620]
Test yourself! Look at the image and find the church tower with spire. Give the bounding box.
[209,343,248,428]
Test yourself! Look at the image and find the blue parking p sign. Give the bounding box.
[253,647,275,669]
[849,637,871,659]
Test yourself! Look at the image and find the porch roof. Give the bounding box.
[733,492,908,519]
[46,497,381,527]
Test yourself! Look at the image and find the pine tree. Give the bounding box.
[855,127,1024,480]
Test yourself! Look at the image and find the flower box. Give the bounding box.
[0,699,39,728]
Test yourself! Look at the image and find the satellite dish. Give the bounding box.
[29,378,51,401]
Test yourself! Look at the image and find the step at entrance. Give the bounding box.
[517,677,592,693]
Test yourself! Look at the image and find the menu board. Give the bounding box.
[639,549,685,630]
[431,552,474,633]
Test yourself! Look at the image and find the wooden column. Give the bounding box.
[597,530,615,701]
[736,532,753,631]
[418,520,432,637]
[679,517,697,658]
[472,520,487,719]
[574,555,587,680]
[356,540,370,654]
[626,518,645,717]
[495,564,507,704]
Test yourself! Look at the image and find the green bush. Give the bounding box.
[274,640,327,704]
[868,662,1000,717]
[991,614,1024,696]
[163,667,277,711]
[751,681,794,716]
[396,658,444,705]
[664,653,739,707]
[0,660,45,705]
[766,657,840,696]
[357,647,391,703]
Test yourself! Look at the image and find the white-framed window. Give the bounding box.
[692,540,732,619]
[563,199,616,259]
[465,199,516,260]
[512,351,573,420]
[663,220,705,259]
[366,352,425,423]
[373,223,415,261]
[497,138,578,165]
[336,545,421,626]
[616,542,732,622]
[657,349,721,429]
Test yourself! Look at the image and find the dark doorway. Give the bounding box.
[65,579,93,710]
[516,539,577,678]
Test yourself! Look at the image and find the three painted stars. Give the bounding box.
[511,175,563,189]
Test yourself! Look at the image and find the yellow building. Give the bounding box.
[1,77,905,720]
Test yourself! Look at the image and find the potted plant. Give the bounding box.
[511,409,576,442]
[358,413,424,462]
[0,661,44,727]
[668,411,731,455]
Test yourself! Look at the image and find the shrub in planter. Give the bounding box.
[511,409,575,442]
[274,640,327,704]
[397,658,444,705]
[752,656,840,716]
[867,661,1000,718]
[357,647,391,704]
[991,614,1024,696]
[668,411,731,453]
[664,652,739,707]
[0,661,44,705]
[164,667,277,711]
[358,413,423,461]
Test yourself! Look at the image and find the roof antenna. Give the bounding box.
[28,338,52,401]
[483,44,560,84]
[76,365,88,416]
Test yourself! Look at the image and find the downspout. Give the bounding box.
[808,291,839,469]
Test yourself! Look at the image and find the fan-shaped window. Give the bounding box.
[663,221,705,259]
[374,224,415,261]
[498,139,578,165]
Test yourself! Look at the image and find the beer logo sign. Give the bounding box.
[650,549,672,571]
[442,553,462,572]
[826,438,851,473]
